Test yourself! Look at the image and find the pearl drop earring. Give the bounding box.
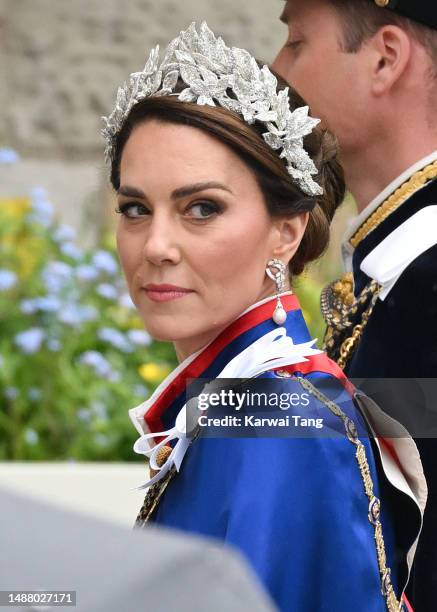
[266,259,288,326]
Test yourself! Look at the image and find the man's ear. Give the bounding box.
[369,25,412,96]
[271,212,309,262]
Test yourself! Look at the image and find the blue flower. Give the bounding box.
[28,387,42,401]
[98,327,133,353]
[53,224,77,243]
[0,148,20,164]
[24,429,39,445]
[76,265,99,282]
[29,187,54,228]
[92,250,118,275]
[79,305,98,323]
[0,269,17,291]
[14,328,45,354]
[79,350,109,371]
[42,261,73,293]
[127,329,152,347]
[30,187,48,200]
[58,304,97,327]
[96,283,118,300]
[91,401,108,421]
[79,351,120,382]
[35,295,62,312]
[60,242,83,260]
[20,299,38,314]
[134,384,150,398]
[47,338,61,352]
[108,371,121,383]
[4,387,18,400]
[77,408,92,423]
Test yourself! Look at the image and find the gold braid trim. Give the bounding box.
[350,160,437,248]
[322,277,380,370]
[337,285,380,370]
[134,464,177,528]
[134,428,201,528]
[296,376,403,612]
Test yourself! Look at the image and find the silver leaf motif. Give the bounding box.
[263,132,283,150]
[178,88,197,103]
[101,21,323,197]
[161,70,179,93]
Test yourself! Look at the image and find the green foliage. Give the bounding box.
[0,189,176,461]
[293,273,325,347]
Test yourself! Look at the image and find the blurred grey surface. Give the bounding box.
[0,487,277,612]
[0,462,150,528]
[1,0,285,155]
[0,0,285,236]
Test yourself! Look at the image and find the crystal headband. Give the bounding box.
[101,21,323,197]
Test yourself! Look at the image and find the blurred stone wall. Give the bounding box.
[0,0,286,243]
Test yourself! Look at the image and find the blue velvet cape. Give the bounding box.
[137,295,403,611]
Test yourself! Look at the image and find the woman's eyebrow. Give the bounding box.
[117,181,234,200]
[117,185,146,198]
[171,181,234,199]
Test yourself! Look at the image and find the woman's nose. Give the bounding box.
[142,217,181,266]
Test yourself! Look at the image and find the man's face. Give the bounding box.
[273,0,372,155]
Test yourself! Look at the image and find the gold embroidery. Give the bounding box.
[134,428,201,527]
[296,376,403,612]
[350,160,437,249]
[322,276,380,369]
[134,465,177,527]
[321,273,355,330]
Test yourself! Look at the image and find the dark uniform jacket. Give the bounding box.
[343,173,437,612]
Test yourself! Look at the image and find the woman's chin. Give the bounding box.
[140,319,199,344]
[141,317,224,353]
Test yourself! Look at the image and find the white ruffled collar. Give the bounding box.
[130,292,322,490]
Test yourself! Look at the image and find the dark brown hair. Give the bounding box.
[328,0,437,80]
[110,71,345,276]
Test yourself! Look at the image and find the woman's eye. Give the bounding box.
[115,202,149,218]
[186,201,221,219]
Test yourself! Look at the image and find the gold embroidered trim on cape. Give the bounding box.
[134,464,177,528]
[296,376,403,612]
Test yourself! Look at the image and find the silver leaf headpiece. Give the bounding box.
[101,21,323,197]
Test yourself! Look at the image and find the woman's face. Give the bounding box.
[116,119,306,361]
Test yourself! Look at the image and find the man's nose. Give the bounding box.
[272,47,290,82]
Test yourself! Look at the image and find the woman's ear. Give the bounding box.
[271,212,309,263]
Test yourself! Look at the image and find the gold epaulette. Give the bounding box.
[321,274,380,369]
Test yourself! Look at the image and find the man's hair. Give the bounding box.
[328,0,437,81]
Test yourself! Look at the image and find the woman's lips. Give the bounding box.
[143,284,194,303]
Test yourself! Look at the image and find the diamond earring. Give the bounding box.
[266,259,288,326]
